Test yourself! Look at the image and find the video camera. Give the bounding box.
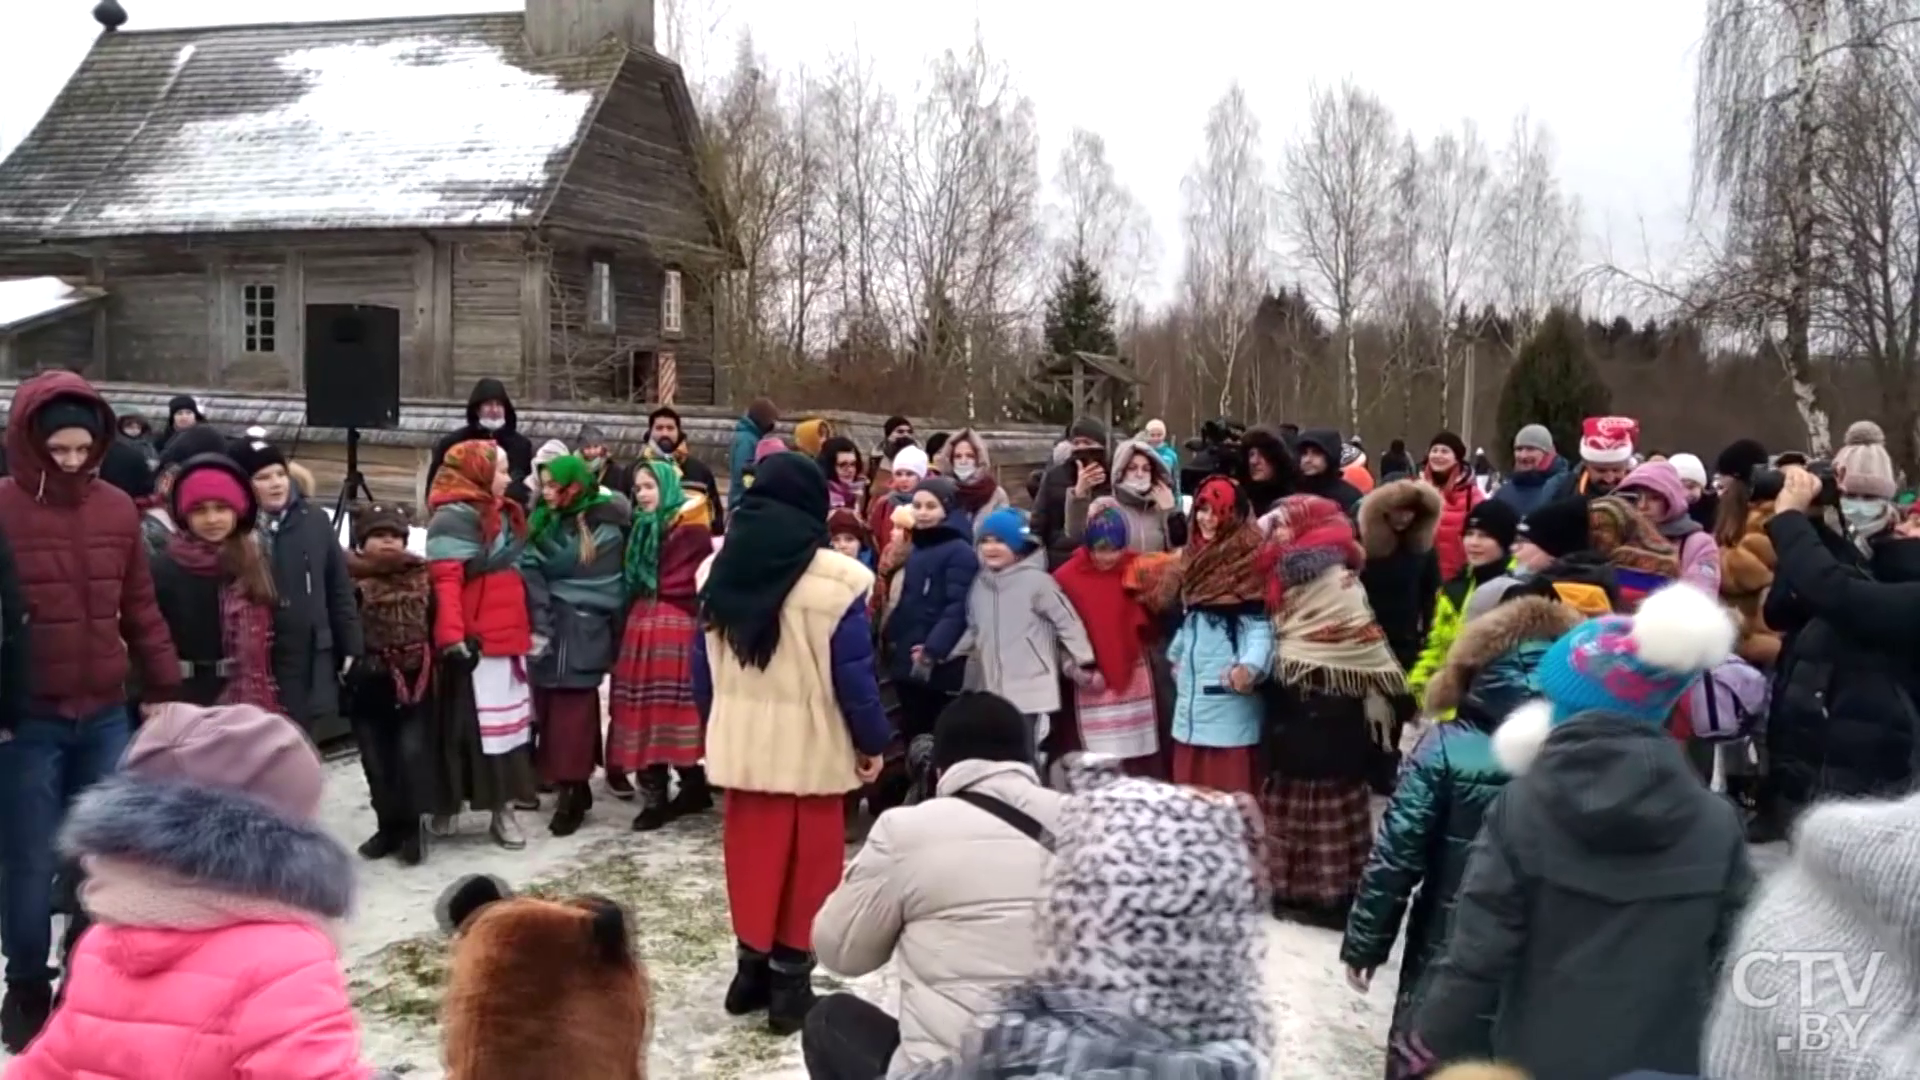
[1750,455,1838,507]
[1181,418,1247,493]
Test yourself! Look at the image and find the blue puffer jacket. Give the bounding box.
[1168,604,1272,748]
[1491,456,1571,519]
[1340,596,1582,1037]
[886,514,978,679]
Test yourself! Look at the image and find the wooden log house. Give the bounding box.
[0,0,729,405]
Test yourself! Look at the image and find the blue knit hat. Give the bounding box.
[1492,581,1735,775]
[1082,497,1129,551]
[978,507,1034,552]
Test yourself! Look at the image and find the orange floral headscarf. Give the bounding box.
[430,439,525,542]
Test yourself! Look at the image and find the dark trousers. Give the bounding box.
[803,993,901,1080]
[348,671,428,834]
[894,663,963,742]
[0,707,131,984]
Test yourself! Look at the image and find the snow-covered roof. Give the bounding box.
[0,277,105,333]
[0,14,622,238]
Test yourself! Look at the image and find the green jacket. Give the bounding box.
[1407,559,1512,707]
[1340,597,1583,1035]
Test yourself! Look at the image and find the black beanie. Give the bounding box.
[1464,498,1520,551]
[933,691,1033,772]
[1429,430,1468,461]
[158,424,229,472]
[1516,496,1591,560]
[33,396,104,441]
[1715,438,1769,485]
[1066,416,1109,444]
[883,415,911,438]
[228,434,288,478]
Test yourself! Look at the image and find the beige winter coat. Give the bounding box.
[812,759,1063,1076]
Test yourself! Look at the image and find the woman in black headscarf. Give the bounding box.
[693,452,893,1035]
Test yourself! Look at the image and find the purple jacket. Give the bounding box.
[693,597,891,757]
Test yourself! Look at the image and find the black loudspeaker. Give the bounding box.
[304,303,401,429]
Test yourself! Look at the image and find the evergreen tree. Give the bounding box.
[1495,307,1613,469]
[1023,257,1137,431]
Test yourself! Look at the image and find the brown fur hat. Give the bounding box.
[437,875,650,1080]
[1358,478,1443,559]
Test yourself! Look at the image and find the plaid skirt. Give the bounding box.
[607,598,703,770]
[1263,776,1372,907]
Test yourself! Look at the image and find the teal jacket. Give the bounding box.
[1340,596,1583,1033]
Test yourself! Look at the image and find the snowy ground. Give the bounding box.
[332,757,1401,1078]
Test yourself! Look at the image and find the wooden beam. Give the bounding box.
[429,239,455,397]
[285,249,306,391]
[521,247,553,398]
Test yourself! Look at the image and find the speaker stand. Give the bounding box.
[332,426,375,536]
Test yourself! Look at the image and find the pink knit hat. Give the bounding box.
[122,703,326,823]
[174,465,249,516]
[1833,420,1899,500]
[754,435,789,463]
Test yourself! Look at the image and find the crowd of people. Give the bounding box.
[0,365,1917,1080]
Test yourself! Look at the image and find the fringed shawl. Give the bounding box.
[1261,496,1406,699]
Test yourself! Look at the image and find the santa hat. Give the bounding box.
[1579,416,1639,465]
[1493,581,1735,775]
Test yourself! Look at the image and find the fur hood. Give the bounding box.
[287,460,315,498]
[61,774,354,920]
[1358,479,1442,559]
[1423,596,1582,714]
[933,426,994,473]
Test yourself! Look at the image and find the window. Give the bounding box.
[589,260,614,329]
[662,269,683,336]
[242,283,277,353]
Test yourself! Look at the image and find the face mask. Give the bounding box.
[1122,476,1153,495]
[1842,497,1890,534]
[478,416,505,432]
[953,463,977,481]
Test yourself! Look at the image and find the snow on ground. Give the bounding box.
[334,756,1400,1078]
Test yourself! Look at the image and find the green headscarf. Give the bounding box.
[527,454,613,548]
[624,459,687,598]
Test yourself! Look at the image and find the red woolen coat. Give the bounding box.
[0,372,179,716]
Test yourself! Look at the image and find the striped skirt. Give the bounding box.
[1073,659,1159,762]
[607,598,703,770]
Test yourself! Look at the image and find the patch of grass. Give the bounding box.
[353,816,798,1076]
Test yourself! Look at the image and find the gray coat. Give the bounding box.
[1410,713,1752,1080]
[522,500,629,690]
[262,494,363,730]
[955,546,1093,715]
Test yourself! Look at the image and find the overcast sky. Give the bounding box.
[1,1,1706,300]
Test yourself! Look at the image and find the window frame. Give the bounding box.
[588,258,615,331]
[241,281,278,354]
[662,268,684,337]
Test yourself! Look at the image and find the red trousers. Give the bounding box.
[722,790,846,953]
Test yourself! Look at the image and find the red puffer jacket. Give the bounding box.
[0,372,179,716]
[1424,466,1485,582]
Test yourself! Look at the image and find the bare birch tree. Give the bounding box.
[1418,123,1494,424]
[1487,115,1582,342]
[1182,83,1270,419]
[817,49,898,357]
[1052,129,1160,306]
[1280,80,1399,432]
[1692,0,1920,451]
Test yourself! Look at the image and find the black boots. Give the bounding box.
[633,765,673,832]
[605,769,635,801]
[357,831,399,860]
[1,979,52,1053]
[634,765,714,832]
[724,942,773,1016]
[767,945,819,1036]
[670,764,714,817]
[549,782,593,837]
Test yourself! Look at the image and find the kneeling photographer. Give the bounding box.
[1762,460,1920,828]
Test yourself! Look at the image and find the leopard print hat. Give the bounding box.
[1038,755,1272,1052]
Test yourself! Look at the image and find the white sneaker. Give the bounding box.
[490,809,526,850]
[425,814,459,838]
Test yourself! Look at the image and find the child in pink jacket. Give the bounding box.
[9,702,386,1079]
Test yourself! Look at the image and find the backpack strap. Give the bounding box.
[951,791,1056,852]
